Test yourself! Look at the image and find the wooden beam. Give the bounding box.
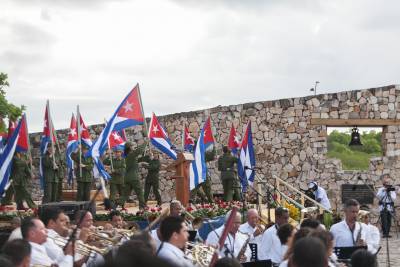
[310,118,400,126]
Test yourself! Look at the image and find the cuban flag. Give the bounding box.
[39,102,56,188]
[88,85,145,180]
[189,125,207,190]
[66,114,79,185]
[7,120,17,139]
[148,113,177,160]
[78,114,92,148]
[237,122,256,191]
[0,131,6,154]
[109,130,126,151]
[228,124,240,155]
[0,118,23,197]
[183,126,195,152]
[203,117,214,149]
[15,114,29,153]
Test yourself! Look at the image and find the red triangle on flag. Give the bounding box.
[148,113,166,139]
[116,84,144,123]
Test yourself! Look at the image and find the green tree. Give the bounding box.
[0,72,25,132]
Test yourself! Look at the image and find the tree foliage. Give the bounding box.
[0,72,25,132]
[327,129,382,170]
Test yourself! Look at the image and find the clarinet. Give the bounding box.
[355,222,365,246]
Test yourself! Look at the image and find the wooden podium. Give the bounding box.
[168,152,194,207]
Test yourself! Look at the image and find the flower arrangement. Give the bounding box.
[188,200,246,219]
[282,200,300,221]
[0,209,37,221]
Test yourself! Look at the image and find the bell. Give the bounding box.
[349,127,362,146]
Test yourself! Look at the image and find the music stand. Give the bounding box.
[242,260,272,267]
[334,246,367,260]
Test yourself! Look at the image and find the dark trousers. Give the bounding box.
[381,209,392,235]
[144,178,161,205]
[77,182,92,201]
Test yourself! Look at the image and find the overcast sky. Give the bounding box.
[1,0,399,132]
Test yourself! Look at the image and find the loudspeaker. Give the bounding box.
[38,201,96,221]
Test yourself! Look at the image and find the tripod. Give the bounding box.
[377,190,398,267]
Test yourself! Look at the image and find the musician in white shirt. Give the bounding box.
[157,215,193,267]
[42,208,82,267]
[21,217,71,267]
[259,207,289,266]
[359,210,380,254]
[308,181,331,210]
[206,211,251,262]
[330,199,367,247]
[239,209,264,260]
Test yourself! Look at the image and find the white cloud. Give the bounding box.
[0,0,399,132]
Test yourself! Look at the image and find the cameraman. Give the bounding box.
[376,174,397,238]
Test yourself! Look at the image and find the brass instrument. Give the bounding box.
[145,207,170,231]
[236,233,251,262]
[186,242,218,267]
[48,235,109,256]
[89,228,120,245]
[355,222,365,246]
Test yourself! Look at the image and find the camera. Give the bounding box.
[385,185,396,192]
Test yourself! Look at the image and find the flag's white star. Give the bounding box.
[152,125,159,134]
[123,101,133,113]
[112,132,122,141]
[70,128,76,137]
[234,134,240,144]
[44,119,47,129]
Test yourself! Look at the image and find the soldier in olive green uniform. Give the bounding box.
[122,142,146,209]
[72,146,94,201]
[143,153,162,205]
[55,150,66,202]
[42,146,59,203]
[8,152,36,209]
[104,148,126,207]
[217,146,239,201]
[191,148,215,203]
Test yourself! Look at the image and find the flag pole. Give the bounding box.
[104,118,114,172]
[136,83,152,156]
[182,124,185,152]
[77,106,82,179]
[47,100,56,169]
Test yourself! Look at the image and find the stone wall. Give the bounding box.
[28,84,400,213]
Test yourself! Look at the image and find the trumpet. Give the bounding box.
[48,235,109,256]
[186,241,218,267]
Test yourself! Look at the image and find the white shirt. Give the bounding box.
[8,227,22,241]
[29,241,57,267]
[363,223,380,254]
[377,187,396,212]
[43,229,73,267]
[330,220,367,247]
[259,224,287,264]
[314,187,331,210]
[239,222,263,260]
[157,242,193,267]
[206,225,252,261]
[151,229,162,251]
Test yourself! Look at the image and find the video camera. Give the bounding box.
[385,185,396,192]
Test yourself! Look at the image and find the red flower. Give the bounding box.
[186,207,193,212]
[150,208,156,212]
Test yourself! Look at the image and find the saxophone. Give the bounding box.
[355,222,366,246]
[236,233,251,262]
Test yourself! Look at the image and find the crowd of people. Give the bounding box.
[0,194,387,267]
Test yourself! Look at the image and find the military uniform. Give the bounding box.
[42,152,59,203]
[217,151,238,201]
[143,155,162,205]
[7,154,36,209]
[191,149,215,203]
[72,152,94,201]
[122,144,146,208]
[105,156,126,206]
[55,152,66,202]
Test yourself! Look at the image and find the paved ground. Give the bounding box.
[377,233,400,267]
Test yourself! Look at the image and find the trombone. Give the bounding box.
[48,235,109,257]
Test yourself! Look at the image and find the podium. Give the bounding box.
[168,152,194,207]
